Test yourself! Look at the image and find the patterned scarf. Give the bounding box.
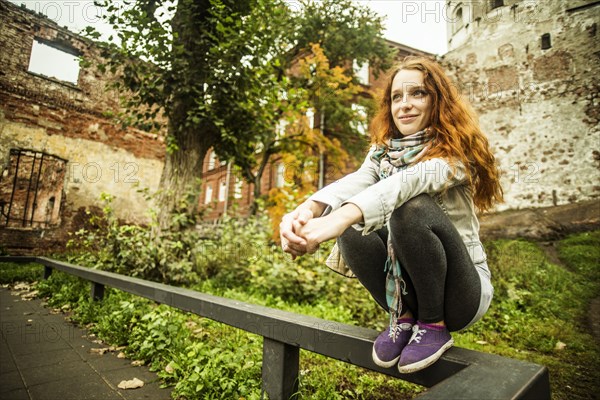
[371,128,433,339]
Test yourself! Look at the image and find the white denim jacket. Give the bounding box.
[309,146,493,326]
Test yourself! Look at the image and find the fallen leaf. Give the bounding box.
[165,363,174,374]
[131,360,145,366]
[14,283,31,290]
[555,341,567,351]
[475,340,488,345]
[117,352,127,359]
[185,321,198,329]
[22,290,39,299]
[117,378,144,390]
[90,348,110,355]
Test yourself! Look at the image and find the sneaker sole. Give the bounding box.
[372,347,401,368]
[397,339,454,374]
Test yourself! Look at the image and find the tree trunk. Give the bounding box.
[248,146,274,215]
[154,0,215,232]
[155,124,209,232]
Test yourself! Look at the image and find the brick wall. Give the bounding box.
[0,0,165,254]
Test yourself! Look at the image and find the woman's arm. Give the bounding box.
[307,146,380,214]
[344,158,467,235]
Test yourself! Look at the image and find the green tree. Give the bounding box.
[87,0,394,227]
[216,0,396,212]
[89,0,294,228]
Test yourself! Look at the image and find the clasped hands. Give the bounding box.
[279,202,363,260]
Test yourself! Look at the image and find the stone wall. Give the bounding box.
[0,0,165,254]
[441,0,600,210]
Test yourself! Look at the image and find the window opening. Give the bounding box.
[28,39,80,85]
[207,151,217,170]
[204,185,213,204]
[234,178,243,199]
[275,163,285,188]
[306,108,315,130]
[218,180,227,202]
[490,0,504,10]
[541,33,552,50]
[353,60,370,85]
[453,5,465,34]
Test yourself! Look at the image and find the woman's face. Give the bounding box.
[390,69,432,137]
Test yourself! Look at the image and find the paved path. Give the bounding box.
[0,287,172,400]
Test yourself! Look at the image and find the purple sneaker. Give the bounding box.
[372,321,414,368]
[397,322,454,373]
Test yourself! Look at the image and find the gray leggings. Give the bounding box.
[337,194,481,331]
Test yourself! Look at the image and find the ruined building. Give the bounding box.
[441,0,600,210]
[0,0,164,253]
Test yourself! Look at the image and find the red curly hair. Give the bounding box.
[370,56,503,212]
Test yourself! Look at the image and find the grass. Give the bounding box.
[1,230,598,399]
[0,262,42,283]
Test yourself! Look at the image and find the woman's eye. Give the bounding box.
[392,93,402,101]
[412,90,427,97]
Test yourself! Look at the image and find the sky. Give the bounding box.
[362,1,448,55]
[10,0,448,55]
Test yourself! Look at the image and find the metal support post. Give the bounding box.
[262,337,299,400]
[91,282,105,301]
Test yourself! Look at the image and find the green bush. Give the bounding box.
[67,193,202,285]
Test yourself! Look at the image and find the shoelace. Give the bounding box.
[387,322,413,342]
[388,327,400,341]
[408,325,427,344]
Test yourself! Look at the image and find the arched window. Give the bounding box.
[452,4,465,34]
[207,151,217,170]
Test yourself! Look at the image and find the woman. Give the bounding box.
[280,56,503,373]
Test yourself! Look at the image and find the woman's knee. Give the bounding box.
[338,226,362,247]
[390,194,436,230]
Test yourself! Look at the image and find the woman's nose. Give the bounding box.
[399,97,412,109]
